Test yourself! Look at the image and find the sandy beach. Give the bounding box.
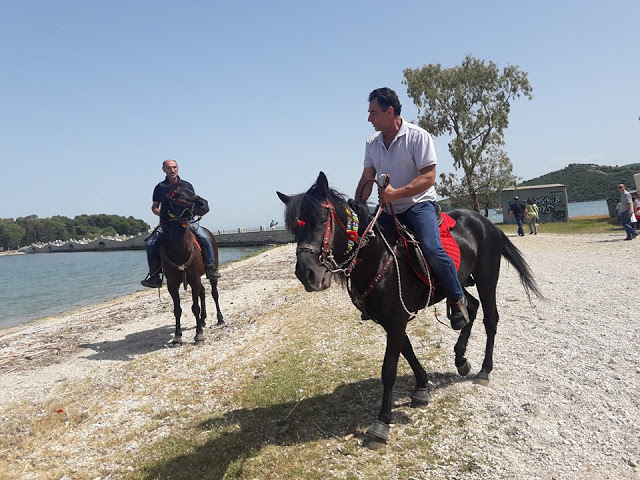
[1,233,638,479]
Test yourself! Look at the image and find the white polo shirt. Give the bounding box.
[364,118,437,214]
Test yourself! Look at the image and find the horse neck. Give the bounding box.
[163,220,192,261]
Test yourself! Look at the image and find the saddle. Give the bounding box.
[393,212,461,286]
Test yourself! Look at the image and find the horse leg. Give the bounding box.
[454,292,480,377]
[199,284,207,328]
[473,281,499,386]
[168,285,183,346]
[365,326,405,442]
[209,279,225,325]
[192,282,205,345]
[400,334,430,406]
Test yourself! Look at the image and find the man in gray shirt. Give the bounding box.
[618,183,637,240]
[355,87,469,330]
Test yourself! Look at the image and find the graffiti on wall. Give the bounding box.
[536,193,566,220]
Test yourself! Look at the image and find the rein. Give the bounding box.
[297,195,420,319]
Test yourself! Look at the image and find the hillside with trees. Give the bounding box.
[519,163,640,202]
[0,214,149,251]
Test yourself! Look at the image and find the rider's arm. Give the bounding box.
[378,165,436,204]
[355,167,376,202]
[151,201,161,217]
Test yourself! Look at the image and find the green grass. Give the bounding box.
[498,214,621,235]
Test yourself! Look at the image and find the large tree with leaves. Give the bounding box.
[403,55,532,212]
[439,146,520,216]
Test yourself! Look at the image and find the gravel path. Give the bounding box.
[427,232,640,479]
[0,232,638,479]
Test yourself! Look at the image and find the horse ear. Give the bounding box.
[315,171,329,195]
[277,191,290,205]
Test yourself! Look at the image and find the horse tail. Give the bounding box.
[500,230,544,300]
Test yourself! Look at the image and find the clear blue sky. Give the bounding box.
[2,0,638,231]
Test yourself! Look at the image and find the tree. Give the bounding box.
[403,55,533,212]
[438,147,520,216]
[0,222,26,250]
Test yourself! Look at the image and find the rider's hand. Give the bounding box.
[378,184,398,205]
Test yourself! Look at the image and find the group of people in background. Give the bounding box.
[508,196,539,236]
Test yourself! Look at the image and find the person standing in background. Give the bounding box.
[617,183,637,240]
[525,198,539,235]
[508,196,526,237]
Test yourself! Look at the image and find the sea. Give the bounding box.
[0,200,609,331]
[0,246,262,330]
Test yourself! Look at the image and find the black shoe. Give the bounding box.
[206,265,221,279]
[448,296,470,331]
[141,274,162,288]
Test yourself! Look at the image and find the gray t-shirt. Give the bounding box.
[620,190,633,214]
[364,119,437,214]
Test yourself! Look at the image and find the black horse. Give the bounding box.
[277,172,542,442]
[160,187,224,345]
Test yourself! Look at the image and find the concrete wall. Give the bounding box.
[213,229,294,247]
[22,229,295,253]
[502,184,569,223]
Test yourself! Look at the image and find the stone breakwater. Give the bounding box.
[21,229,294,253]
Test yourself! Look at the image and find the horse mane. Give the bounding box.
[282,181,371,235]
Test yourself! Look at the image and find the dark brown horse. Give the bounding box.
[160,188,224,345]
[277,172,542,443]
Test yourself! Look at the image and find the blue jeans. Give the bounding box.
[145,221,215,272]
[620,211,636,238]
[379,201,464,301]
[516,217,524,236]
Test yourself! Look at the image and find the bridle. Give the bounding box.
[167,187,197,223]
[296,199,366,275]
[295,195,422,319]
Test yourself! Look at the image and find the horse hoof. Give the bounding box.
[171,336,183,346]
[457,360,471,377]
[410,387,430,406]
[473,373,490,386]
[216,319,225,326]
[365,420,390,442]
[194,333,205,344]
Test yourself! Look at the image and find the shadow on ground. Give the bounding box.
[140,371,466,479]
[79,325,175,361]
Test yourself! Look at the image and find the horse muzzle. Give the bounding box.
[295,257,333,291]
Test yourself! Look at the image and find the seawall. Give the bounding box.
[21,228,294,253]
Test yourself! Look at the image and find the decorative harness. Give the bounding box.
[296,197,427,319]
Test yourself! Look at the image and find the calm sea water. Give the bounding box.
[0,247,261,330]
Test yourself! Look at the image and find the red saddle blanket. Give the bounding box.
[440,213,461,270]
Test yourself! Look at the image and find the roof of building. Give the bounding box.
[502,184,566,191]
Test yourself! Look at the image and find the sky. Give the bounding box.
[2,0,638,232]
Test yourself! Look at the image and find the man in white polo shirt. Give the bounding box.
[355,87,469,330]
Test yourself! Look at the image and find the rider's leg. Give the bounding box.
[402,201,469,330]
[190,222,221,279]
[141,228,163,288]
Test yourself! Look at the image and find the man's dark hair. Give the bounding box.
[368,87,402,116]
